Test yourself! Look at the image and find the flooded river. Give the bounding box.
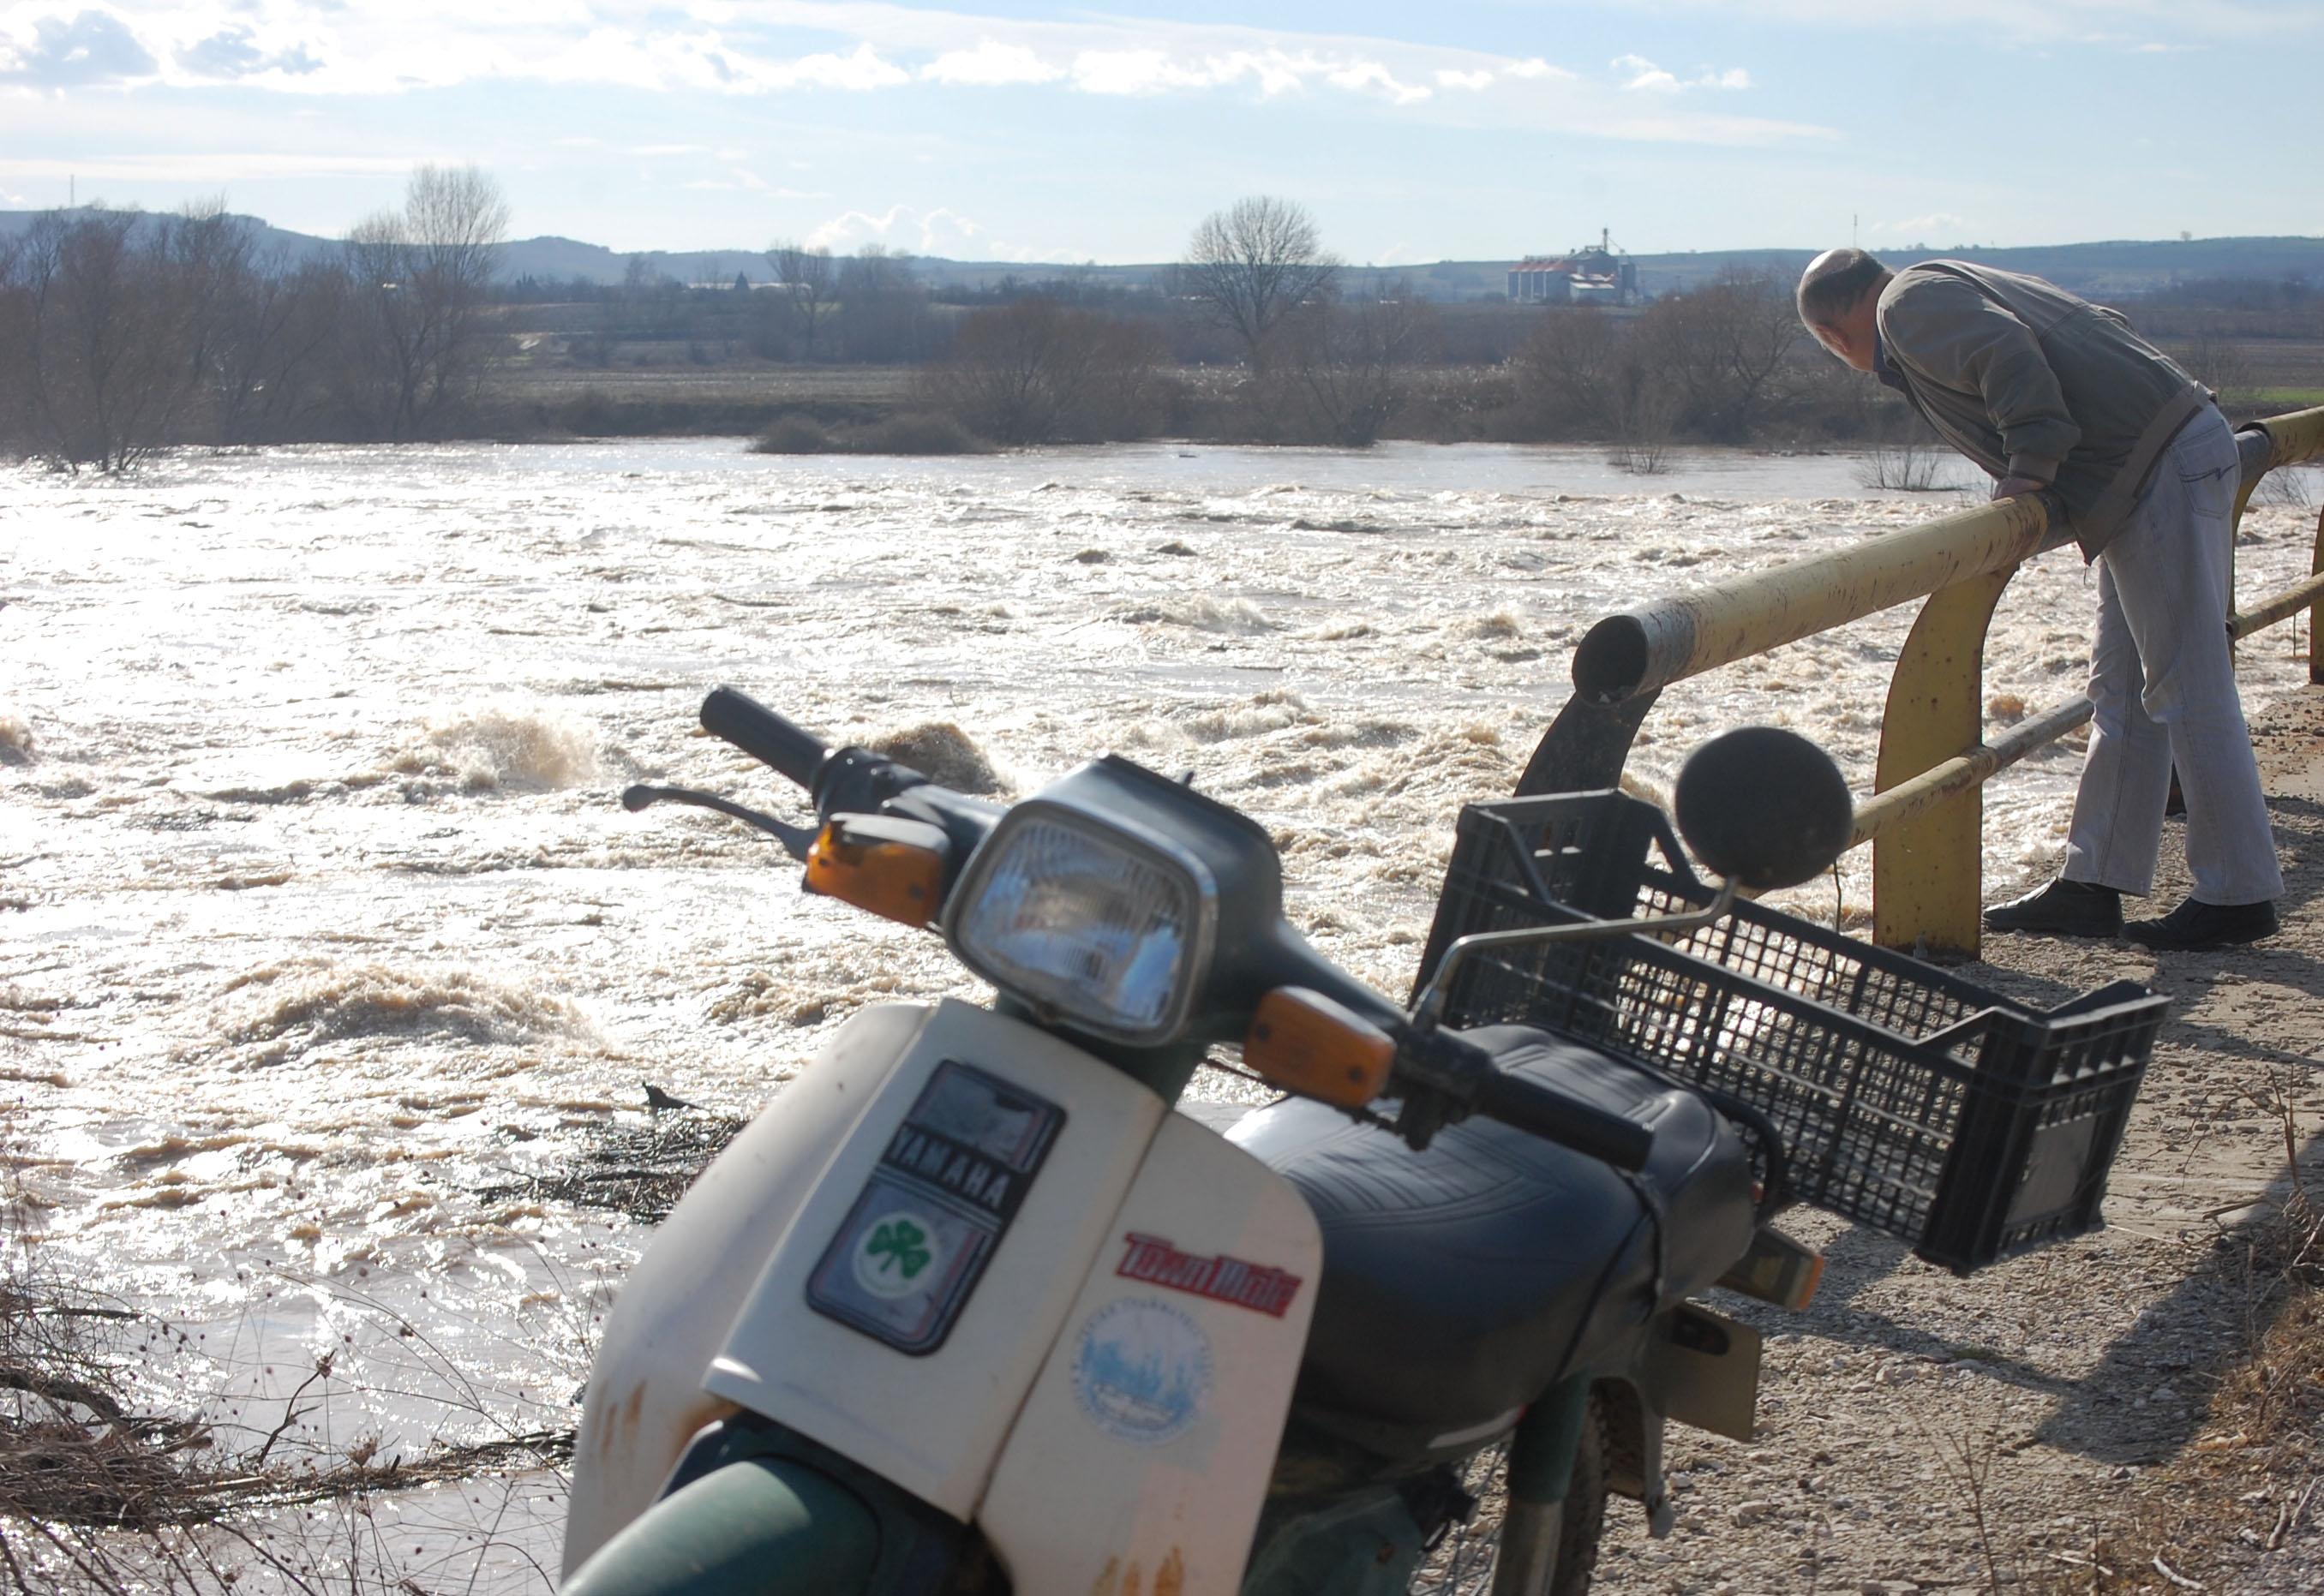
[3,436,2317,1586]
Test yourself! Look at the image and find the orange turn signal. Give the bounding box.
[806,815,949,929]
[1244,987,1397,1109]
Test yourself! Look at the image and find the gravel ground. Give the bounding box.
[1585,684,2324,1594]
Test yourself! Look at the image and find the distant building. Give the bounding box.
[1508,230,1639,306]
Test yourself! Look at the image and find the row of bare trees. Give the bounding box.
[0,166,509,471]
[899,196,1442,447]
[1175,196,1438,445]
[918,195,1839,453]
[757,242,940,363]
[1502,265,1899,460]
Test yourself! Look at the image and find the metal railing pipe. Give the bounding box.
[2230,569,2324,643]
[1517,402,2324,956]
[2245,406,2324,475]
[1848,696,2095,849]
[1570,495,2069,704]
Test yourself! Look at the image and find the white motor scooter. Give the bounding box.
[558,690,1859,1594]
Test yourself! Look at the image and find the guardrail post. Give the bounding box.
[2313,500,2324,686]
[1514,690,1662,798]
[1872,571,2015,959]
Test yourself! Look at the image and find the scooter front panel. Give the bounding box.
[563,1001,929,1578]
[704,997,1169,1518]
[980,1110,1323,1595]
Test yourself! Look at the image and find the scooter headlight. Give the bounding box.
[946,807,1213,1045]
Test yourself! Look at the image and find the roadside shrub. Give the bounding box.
[750,409,990,456]
[752,414,836,453]
[853,410,990,454]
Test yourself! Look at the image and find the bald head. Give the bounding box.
[1796,248,1890,329]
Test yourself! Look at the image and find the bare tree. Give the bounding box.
[0,231,27,451]
[1181,196,1339,367]
[765,240,835,360]
[2182,327,2251,401]
[343,164,512,439]
[1636,266,1803,442]
[834,246,931,363]
[165,199,259,431]
[8,209,196,471]
[1512,308,1631,434]
[1273,277,1437,445]
[212,254,351,443]
[917,300,1171,445]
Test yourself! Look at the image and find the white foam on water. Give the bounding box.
[393,704,602,792]
[5,437,2321,1582]
[218,958,602,1061]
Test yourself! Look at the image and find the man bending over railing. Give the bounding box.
[1796,248,2283,950]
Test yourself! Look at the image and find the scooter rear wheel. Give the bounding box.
[1410,1401,1608,1596]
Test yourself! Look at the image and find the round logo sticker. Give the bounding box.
[852,1210,943,1300]
[1071,1297,1214,1447]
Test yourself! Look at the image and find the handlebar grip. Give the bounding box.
[699,687,829,791]
[1474,1071,1656,1173]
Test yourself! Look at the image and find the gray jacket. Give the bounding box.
[1875,260,2208,558]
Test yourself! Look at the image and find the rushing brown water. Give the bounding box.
[3,438,2316,1587]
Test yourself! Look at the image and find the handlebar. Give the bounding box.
[674,687,1674,1180]
[700,687,829,792]
[1384,1023,1656,1171]
[1472,1068,1656,1172]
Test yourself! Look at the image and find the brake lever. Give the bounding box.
[1383,1025,1493,1152]
[621,783,818,862]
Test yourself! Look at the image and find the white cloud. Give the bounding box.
[0,150,424,181]
[1328,59,1429,104]
[1614,55,1682,93]
[1654,0,2294,43]
[177,26,320,80]
[921,38,1061,85]
[808,202,984,255]
[2,9,158,85]
[1063,45,1438,104]
[0,3,1828,149]
[799,201,1057,260]
[1612,55,1752,93]
[746,41,909,91]
[1068,48,1192,96]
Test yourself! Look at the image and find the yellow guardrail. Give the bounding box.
[1517,403,2324,959]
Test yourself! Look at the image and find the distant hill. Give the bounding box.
[0,206,333,266]
[4,207,2318,302]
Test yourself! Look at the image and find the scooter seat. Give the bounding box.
[1229,1026,1754,1440]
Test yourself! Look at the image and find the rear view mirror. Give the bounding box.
[1673,727,1854,893]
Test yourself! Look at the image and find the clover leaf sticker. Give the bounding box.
[867,1216,931,1281]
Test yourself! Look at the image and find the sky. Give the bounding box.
[2,1,2320,264]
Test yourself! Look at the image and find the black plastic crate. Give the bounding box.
[1413,790,2166,1274]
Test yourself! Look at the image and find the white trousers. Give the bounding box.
[2062,406,2284,905]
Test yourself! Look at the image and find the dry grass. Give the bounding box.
[2034,1076,2324,1593]
[1,1144,584,1591]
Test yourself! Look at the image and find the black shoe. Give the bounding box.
[2123,897,2278,950]
[1981,877,2123,937]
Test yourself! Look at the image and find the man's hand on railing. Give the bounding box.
[1991,474,2050,501]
